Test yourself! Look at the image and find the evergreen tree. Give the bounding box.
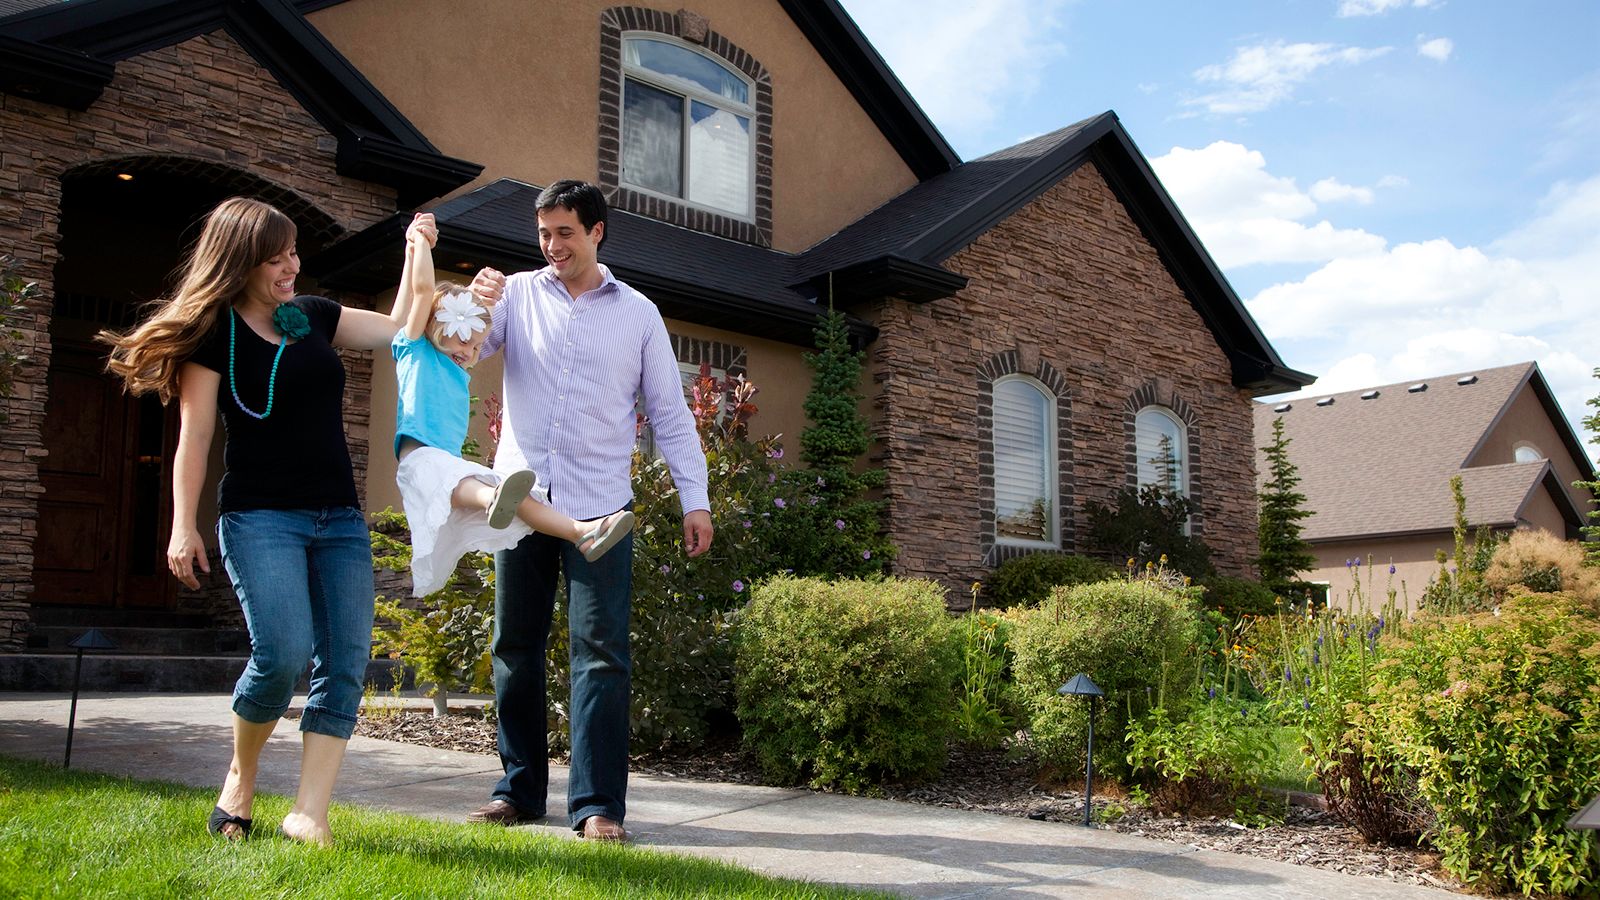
[1579,367,1600,564]
[766,305,892,576]
[1256,415,1317,595]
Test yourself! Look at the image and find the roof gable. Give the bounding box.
[0,0,480,206]
[1255,361,1596,540]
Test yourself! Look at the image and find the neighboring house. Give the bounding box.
[1253,361,1597,608]
[0,0,1311,662]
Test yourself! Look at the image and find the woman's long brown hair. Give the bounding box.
[99,197,297,402]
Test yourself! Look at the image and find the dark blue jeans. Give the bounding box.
[492,526,633,829]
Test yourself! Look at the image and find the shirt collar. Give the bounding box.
[534,262,618,299]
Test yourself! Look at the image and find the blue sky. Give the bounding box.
[841,0,1600,456]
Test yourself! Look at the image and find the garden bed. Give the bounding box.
[355,706,1468,894]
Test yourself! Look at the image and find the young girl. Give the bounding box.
[391,214,633,597]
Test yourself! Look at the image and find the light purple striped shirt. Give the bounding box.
[482,263,709,519]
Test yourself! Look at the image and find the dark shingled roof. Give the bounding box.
[1253,361,1593,541]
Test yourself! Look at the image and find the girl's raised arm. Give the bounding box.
[403,218,438,342]
[333,212,436,350]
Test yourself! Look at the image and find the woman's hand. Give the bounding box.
[167,524,210,589]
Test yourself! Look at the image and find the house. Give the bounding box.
[0,0,1310,667]
[1253,361,1597,607]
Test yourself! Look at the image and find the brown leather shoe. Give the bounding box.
[466,799,538,825]
[579,815,627,842]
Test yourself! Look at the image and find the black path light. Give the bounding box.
[64,628,117,769]
[1058,672,1104,827]
[1569,793,1600,831]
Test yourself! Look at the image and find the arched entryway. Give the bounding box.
[32,156,341,610]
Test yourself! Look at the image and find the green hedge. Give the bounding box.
[1196,574,1280,619]
[982,553,1118,609]
[734,576,958,793]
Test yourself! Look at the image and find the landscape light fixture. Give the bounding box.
[1058,672,1104,827]
[64,628,117,769]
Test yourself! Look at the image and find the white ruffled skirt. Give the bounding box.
[396,446,543,596]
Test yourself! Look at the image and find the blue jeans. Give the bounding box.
[217,506,374,739]
[492,526,633,829]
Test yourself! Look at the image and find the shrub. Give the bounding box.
[1084,485,1214,578]
[1010,578,1203,780]
[1363,593,1600,895]
[734,576,959,793]
[1196,574,1281,620]
[1257,415,1317,597]
[1483,529,1600,610]
[982,553,1117,609]
[1419,474,1502,615]
[1125,695,1278,816]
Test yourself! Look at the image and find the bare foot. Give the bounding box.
[278,811,332,846]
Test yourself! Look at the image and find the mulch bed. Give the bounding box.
[355,706,1469,894]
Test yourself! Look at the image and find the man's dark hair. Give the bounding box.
[535,179,608,249]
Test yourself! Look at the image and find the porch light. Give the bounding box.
[1058,672,1104,826]
[115,172,133,181]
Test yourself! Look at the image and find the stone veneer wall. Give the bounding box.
[868,163,1259,600]
[0,31,397,649]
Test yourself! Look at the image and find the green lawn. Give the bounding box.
[0,755,884,899]
[1258,725,1320,794]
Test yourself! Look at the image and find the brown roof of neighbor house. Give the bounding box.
[1254,361,1592,541]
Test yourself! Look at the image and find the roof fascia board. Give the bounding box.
[0,32,113,109]
[1537,466,1587,530]
[1308,523,1518,544]
[5,0,222,57]
[820,254,969,306]
[1461,364,1596,481]
[1462,363,1534,469]
[774,0,958,179]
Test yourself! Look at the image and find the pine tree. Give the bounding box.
[767,305,892,576]
[1256,416,1317,595]
[1579,367,1600,565]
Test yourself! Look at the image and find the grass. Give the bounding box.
[0,755,885,899]
[1258,725,1320,794]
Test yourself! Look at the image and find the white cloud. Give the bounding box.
[1377,174,1411,188]
[1416,36,1454,62]
[1338,0,1441,18]
[1310,177,1376,204]
[840,0,1070,145]
[1187,41,1392,115]
[1152,141,1386,267]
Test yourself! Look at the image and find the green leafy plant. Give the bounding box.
[1256,416,1316,598]
[1362,592,1600,895]
[953,583,1016,748]
[735,575,958,794]
[1124,695,1277,816]
[982,553,1117,609]
[0,255,39,423]
[1084,484,1214,578]
[1009,575,1203,780]
[1579,367,1600,564]
[1196,574,1281,620]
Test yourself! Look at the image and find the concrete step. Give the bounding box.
[27,607,212,629]
[24,625,250,656]
[0,654,404,693]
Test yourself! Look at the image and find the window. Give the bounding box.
[993,377,1057,545]
[1513,443,1544,463]
[622,36,753,219]
[1135,407,1186,495]
[636,361,726,457]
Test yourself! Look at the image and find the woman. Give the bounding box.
[102,197,435,844]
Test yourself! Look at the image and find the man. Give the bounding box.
[467,180,713,841]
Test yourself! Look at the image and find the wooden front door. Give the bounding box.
[33,339,177,609]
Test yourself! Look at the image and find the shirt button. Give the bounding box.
[562,368,569,374]
[554,423,561,428]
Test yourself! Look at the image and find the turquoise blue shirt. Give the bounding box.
[392,332,470,458]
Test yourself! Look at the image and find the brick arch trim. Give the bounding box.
[977,350,1075,567]
[597,6,774,246]
[1123,380,1205,535]
[64,155,346,247]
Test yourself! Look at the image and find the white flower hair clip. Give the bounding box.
[435,292,487,341]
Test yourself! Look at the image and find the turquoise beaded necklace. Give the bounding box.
[227,308,287,420]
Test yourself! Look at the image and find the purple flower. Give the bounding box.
[767,473,776,484]
[862,550,872,560]
[1389,564,1397,575]
[834,519,847,531]
[732,580,745,593]
[808,496,820,506]
[1207,686,1216,700]
[774,498,787,509]
[1302,698,1312,711]
[696,593,704,601]
[816,476,825,486]
[767,447,784,459]
[658,565,671,575]
[1283,665,1293,682]
[743,520,752,529]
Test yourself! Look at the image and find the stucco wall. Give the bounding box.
[1478,386,1594,516]
[307,0,919,252]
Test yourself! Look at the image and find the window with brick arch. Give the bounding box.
[993,376,1058,546]
[622,35,754,220]
[1135,406,1187,496]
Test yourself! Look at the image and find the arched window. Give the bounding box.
[1513,442,1544,463]
[622,35,754,219]
[1135,407,1187,495]
[993,376,1057,546]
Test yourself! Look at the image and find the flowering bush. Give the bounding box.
[1482,528,1600,611]
[735,575,958,793]
[1362,593,1600,895]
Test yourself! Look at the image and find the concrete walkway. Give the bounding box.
[0,692,1457,899]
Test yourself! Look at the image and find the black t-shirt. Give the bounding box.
[189,295,358,512]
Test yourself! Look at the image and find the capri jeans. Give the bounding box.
[217,506,374,739]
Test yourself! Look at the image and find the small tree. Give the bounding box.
[764,305,892,576]
[1256,416,1316,598]
[1579,367,1600,565]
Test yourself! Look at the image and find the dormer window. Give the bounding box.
[622,35,753,219]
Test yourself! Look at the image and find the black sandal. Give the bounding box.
[207,805,253,841]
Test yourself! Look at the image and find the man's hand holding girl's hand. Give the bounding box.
[471,267,506,308]
[407,212,438,248]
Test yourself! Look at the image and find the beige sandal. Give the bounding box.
[578,510,635,562]
[488,470,536,529]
